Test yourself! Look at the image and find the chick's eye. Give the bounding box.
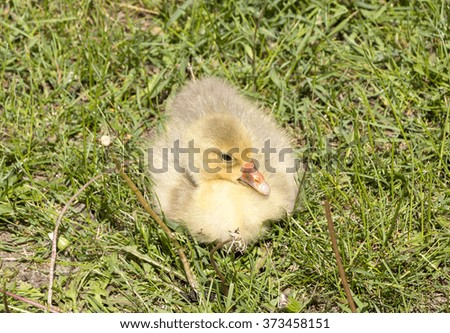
[221,153,233,162]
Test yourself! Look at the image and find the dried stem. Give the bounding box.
[48,173,104,311]
[324,199,357,313]
[1,288,61,313]
[111,154,199,296]
[187,62,197,81]
[209,238,232,295]
[117,3,158,15]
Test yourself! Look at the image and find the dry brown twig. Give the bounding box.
[209,238,232,296]
[209,238,232,285]
[324,199,357,313]
[1,288,62,313]
[47,173,104,311]
[187,62,197,81]
[46,135,200,310]
[110,153,199,296]
[117,3,159,15]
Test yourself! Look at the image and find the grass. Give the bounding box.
[0,0,449,313]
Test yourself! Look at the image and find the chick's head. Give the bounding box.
[185,113,270,195]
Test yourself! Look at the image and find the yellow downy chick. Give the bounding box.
[148,77,299,247]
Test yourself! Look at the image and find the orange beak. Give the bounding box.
[238,161,270,196]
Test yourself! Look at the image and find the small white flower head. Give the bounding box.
[100,135,112,147]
